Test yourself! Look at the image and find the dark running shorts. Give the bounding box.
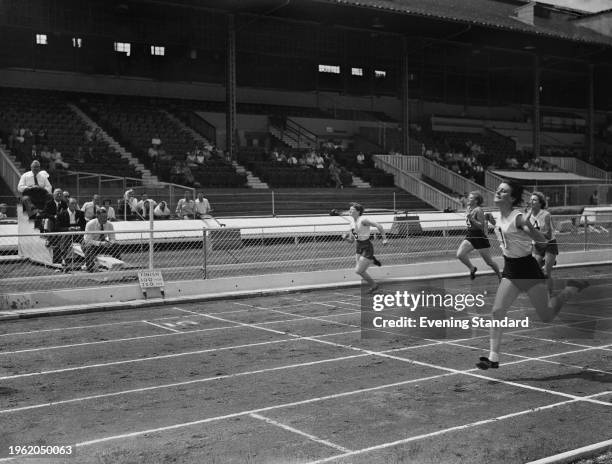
[355,239,375,260]
[534,238,559,257]
[502,255,546,292]
[466,229,491,250]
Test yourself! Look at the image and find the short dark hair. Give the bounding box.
[350,202,364,215]
[507,181,524,207]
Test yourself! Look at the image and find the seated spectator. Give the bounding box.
[356,152,365,165]
[103,199,116,221]
[186,151,198,167]
[62,191,72,205]
[136,193,156,218]
[56,197,86,264]
[287,154,298,166]
[589,190,599,206]
[50,149,69,171]
[123,189,139,217]
[195,192,213,218]
[82,194,101,221]
[18,160,52,219]
[154,201,172,219]
[152,135,162,146]
[176,191,195,219]
[0,203,8,219]
[83,208,121,272]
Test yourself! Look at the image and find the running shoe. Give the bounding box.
[476,357,499,370]
[470,266,478,280]
[373,257,382,267]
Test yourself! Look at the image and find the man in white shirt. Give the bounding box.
[175,190,195,219]
[194,192,212,219]
[18,160,52,219]
[136,193,156,219]
[123,189,139,219]
[83,208,121,272]
[81,194,101,221]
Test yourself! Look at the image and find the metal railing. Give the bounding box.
[1,214,608,297]
[0,145,21,196]
[374,155,462,211]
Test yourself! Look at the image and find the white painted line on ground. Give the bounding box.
[175,307,612,407]
[0,336,447,416]
[525,439,612,464]
[141,320,181,333]
[303,392,612,464]
[0,308,253,339]
[0,338,295,381]
[0,311,358,356]
[249,413,352,453]
[65,372,457,451]
[446,340,612,375]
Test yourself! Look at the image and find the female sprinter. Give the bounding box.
[529,191,558,282]
[456,191,502,281]
[343,203,388,294]
[476,181,588,370]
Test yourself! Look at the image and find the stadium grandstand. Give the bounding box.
[0,1,611,463]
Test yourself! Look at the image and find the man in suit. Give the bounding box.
[17,160,52,221]
[43,188,68,263]
[83,208,121,272]
[56,197,86,265]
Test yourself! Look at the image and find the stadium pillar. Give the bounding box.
[587,64,595,163]
[401,37,410,156]
[226,14,237,160]
[532,54,541,158]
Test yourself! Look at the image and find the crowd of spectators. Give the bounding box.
[271,147,348,188]
[16,160,214,271]
[422,139,487,185]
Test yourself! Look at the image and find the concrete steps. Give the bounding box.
[231,161,268,189]
[67,103,159,186]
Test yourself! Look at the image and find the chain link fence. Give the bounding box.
[1,213,610,296]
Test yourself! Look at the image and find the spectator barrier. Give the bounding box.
[1,213,610,298]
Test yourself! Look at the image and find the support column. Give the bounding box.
[532,54,541,158]
[401,37,410,155]
[587,63,595,162]
[226,14,237,160]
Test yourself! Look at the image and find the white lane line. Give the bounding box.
[0,308,253,339]
[0,321,359,380]
[525,438,612,464]
[0,336,444,416]
[0,338,295,381]
[249,413,352,453]
[0,311,358,356]
[445,340,612,375]
[142,321,181,333]
[66,372,458,450]
[303,392,612,464]
[173,307,612,407]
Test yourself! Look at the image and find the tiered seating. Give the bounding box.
[333,152,395,187]
[237,150,343,188]
[83,97,246,188]
[0,88,139,179]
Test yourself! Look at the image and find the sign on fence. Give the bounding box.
[138,270,164,290]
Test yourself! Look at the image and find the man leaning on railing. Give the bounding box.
[83,208,121,272]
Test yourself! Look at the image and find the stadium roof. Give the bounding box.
[314,0,612,46]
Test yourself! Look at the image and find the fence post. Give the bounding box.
[202,228,207,279]
[584,215,588,252]
[148,200,154,270]
[564,185,567,207]
[393,192,396,212]
[272,191,275,217]
[76,172,80,202]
